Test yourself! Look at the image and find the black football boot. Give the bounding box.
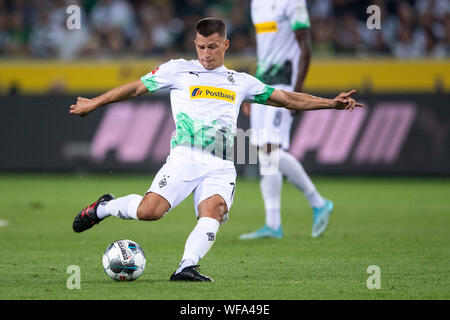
[170,265,213,282]
[72,193,115,233]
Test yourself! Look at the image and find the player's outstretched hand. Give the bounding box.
[332,90,364,111]
[69,97,96,117]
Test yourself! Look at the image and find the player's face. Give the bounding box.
[195,32,229,70]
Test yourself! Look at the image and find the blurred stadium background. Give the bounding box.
[0,0,448,175]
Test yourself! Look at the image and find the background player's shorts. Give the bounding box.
[250,84,294,150]
[147,146,237,224]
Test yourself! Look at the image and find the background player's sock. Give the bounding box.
[265,208,281,230]
[276,149,325,208]
[175,217,220,274]
[260,172,282,230]
[96,194,142,220]
[305,190,326,209]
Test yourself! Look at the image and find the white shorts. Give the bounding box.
[147,146,237,223]
[250,84,294,150]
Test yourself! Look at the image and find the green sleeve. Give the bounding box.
[291,20,310,31]
[140,75,160,93]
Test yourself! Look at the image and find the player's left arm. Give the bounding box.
[266,88,364,111]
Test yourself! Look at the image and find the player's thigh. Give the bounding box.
[250,103,293,148]
[193,167,236,224]
[269,84,294,148]
[278,107,294,149]
[250,102,267,132]
[146,158,199,219]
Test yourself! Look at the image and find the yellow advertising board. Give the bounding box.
[0,58,448,94]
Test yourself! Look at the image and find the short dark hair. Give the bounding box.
[195,17,227,38]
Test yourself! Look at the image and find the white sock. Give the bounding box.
[176,217,220,274]
[260,173,282,230]
[276,149,325,208]
[96,194,142,220]
[306,190,326,209]
[266,209,281,230]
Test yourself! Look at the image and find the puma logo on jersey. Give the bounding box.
[190,86,236,104]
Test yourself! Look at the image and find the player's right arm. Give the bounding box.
[70,61,174,117]
[69,80,148,117]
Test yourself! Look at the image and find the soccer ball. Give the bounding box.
[102,239,146,281]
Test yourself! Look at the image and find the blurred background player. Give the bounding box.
[239,0,332,240]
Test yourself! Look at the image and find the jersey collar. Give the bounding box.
[194,59,228,72]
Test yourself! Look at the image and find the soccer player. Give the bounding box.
[239,0,330,240]
[70,18,363,282]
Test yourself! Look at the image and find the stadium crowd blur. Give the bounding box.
[0,0,448,60]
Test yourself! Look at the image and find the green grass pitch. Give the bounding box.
[0,173,449,300]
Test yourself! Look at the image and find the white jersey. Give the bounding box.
[251,0,310,87]
[140,58,274,160]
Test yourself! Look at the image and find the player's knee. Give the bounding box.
[220,212,229,224]
[214,199,228,222]
[199,195,228,223]
[215,204,227,223]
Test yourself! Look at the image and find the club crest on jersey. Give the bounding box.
[151,66,159,74]
[227,72,235,84]
[189,86,236,104]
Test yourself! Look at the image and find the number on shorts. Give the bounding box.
[273,110,282,127]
